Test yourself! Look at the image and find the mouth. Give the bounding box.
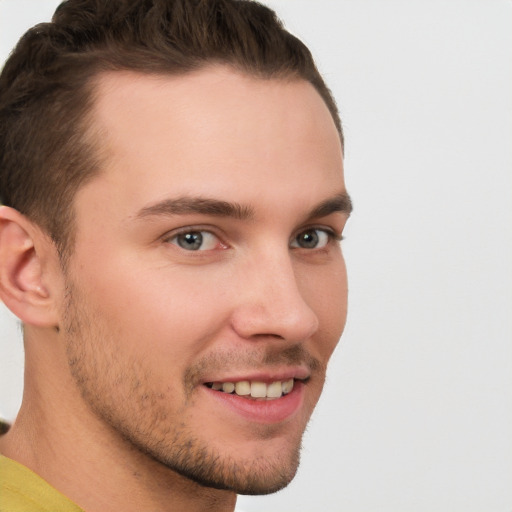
[203,377,306,424]
[200,366,311,423]
[204,378,296,400]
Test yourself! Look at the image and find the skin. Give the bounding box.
[0,66,350,512]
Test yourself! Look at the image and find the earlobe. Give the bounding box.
[0,206,59,327]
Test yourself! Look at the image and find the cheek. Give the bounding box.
[69,253,232,363]
[299,259,348,359]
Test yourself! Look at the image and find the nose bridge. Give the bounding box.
[231,247,319,342]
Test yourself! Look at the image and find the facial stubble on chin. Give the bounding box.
[61,279,323,495]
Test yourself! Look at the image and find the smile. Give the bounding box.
[205,379,295,400]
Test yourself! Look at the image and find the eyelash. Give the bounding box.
[166,228,226,251]
[290,227,342,250]
[164,226,342,252]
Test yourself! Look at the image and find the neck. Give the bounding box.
[0,338,236,512]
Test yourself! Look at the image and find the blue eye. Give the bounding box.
[169,231,220,251]
[291,229,331,249]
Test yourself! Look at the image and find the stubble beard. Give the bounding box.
[61,280,312,495]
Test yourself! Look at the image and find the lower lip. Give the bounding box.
[203,381,305,424]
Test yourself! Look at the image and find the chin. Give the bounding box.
[136,429,303,495]
[169,445,302,495]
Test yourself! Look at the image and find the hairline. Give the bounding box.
[56,63,344,266]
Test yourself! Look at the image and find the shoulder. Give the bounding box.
[0,454,84,512]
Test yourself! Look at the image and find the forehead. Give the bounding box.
[81,66,344,218]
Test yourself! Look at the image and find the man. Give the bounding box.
[0,0,351,510]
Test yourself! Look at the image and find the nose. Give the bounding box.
[230,251,319,343]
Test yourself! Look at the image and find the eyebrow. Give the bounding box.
[307,193,353,219]
[137,197,254,220]
[136,192,352,221]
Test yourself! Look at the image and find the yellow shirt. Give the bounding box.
[0,455,83,512]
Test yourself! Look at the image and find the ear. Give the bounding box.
[0,206,60,327]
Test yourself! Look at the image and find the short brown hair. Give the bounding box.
[0,0,343,257]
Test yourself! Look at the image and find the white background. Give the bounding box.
[1,1,511,511]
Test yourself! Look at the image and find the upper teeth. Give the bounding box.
[209,379,294,399]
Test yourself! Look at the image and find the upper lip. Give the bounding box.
[202,366,311,384]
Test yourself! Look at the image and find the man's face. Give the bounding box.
[62,67,349,494]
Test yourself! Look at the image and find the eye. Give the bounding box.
[168,230,223,251]
[290,228,332,249]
